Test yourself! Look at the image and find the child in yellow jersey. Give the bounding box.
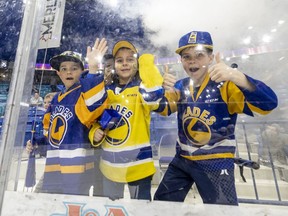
[89,40,164,200]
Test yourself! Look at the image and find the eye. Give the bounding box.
[182,55,190,60]
[115,59,123,64]
[195,52,205,59]
[127,57,135,62]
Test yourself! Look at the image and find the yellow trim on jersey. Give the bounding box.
[181,153,234,161]
[75,97,108,128]
[45,162,94,173]
[43,112,51,131]
[83,81,105,100]
[57,86,81,102]
[247,102,272,115]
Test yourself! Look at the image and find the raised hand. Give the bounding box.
[209,52,235,83]
[209,53,255,91]
[163,64,177,91]
[86,38,108,73]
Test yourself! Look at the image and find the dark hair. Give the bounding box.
[103,54,113,62]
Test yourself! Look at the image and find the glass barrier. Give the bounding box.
[0,0,287,213]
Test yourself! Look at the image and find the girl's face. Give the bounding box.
[181,47,214,86]
[57,61,83,89]
[114,48,138,85]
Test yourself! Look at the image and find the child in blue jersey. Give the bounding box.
[154,31,278,205]
[89,40,164,200]
[40,38,108,195]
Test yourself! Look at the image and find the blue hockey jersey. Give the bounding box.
[41,73,107,195]
[159,73,278,161]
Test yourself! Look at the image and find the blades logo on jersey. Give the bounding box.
[105,114,131,146]
[49,115,67,147]
[48,105,73,148]
[182,106,216,146]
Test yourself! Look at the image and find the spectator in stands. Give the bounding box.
[30,90,43,107]
[258,124,288,167]
[38,38,108,195]
[89,40,164,201]
[153,30,278,205]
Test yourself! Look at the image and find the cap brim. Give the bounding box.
[50,56,84,71]
[112,40,137,57]
[175,44,213,54]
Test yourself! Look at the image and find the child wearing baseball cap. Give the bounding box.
[88,40,164,200]
[39,38,108,195]
[154,30,278,205]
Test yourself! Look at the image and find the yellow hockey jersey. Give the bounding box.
[89,78,164,183]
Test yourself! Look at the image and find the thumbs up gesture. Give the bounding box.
[209,52,255,91]
[163,64,177,91]
[209,52,237,83]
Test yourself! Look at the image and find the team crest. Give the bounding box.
[182,116,211,146]
[188,31,197,44]
[49,114,68,147]
[105,114,131,146]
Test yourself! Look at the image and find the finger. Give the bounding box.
[215,52,222,64]
[98,38,108,52]
[93,38,100,49]
[86,46,92,56]
[164,65,169,74]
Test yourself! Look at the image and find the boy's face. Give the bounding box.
[57,61,83,89]
[104,58,114,84]
[43,97,52,110]
[180,47,214,86]
[114,48,138,84]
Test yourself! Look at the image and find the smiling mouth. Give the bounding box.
[189,67,199,73]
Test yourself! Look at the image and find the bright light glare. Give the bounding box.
[271,29,277,33]
[241,54,250,59]
[248,26,253,30]
[262,35,271,43]
[243,37,251,45]
[278,20,285,25]
[108,0,118,8]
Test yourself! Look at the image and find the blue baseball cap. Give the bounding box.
[175,31,213,54]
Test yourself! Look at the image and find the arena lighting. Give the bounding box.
[0,60,7,69]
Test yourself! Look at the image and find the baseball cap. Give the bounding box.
[49,51,84,71]
[175,31,213,54]
[112,40,138,57]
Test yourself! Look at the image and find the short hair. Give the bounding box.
[44,92,57,99]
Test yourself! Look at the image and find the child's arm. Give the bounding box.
[86,38,108,74]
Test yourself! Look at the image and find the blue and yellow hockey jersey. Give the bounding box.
[159,73,278,161]
[89,78,164,183]
[41,73,107,195]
